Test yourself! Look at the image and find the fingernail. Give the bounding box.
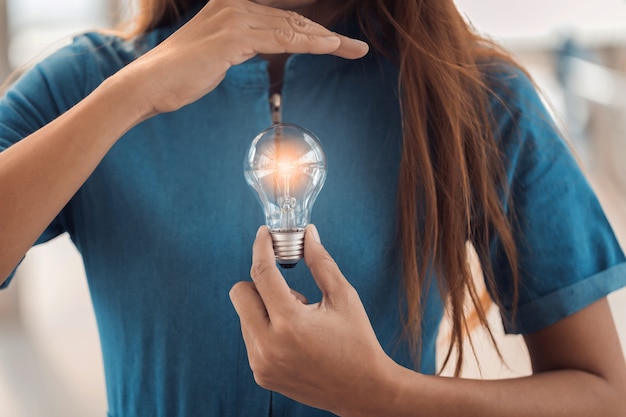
[308,225,321,243]
[350,39,369,50]
[256,226,264,237]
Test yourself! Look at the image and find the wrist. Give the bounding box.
[101,64,160,125]
[338,355,409,417]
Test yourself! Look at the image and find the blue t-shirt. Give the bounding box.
[1,15,625,417]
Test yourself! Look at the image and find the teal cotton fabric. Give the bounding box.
[1,14,625,417]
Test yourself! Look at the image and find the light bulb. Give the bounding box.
[244,123,327,268]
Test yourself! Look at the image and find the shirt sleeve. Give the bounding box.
[0,35,105,288]
[487,67,626,334]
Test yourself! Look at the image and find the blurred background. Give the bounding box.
[0,0,625,416]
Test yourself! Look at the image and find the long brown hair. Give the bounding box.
[125,0,520,375]
[347,0,521,376]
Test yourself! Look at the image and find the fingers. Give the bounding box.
[251,29,367,59]
[209,0,369,59]
[229,281,270,329]
[249,226,297,316]
[304,225,352,300]
[331,34,370,59]
[247,29,342,56]
[244,13,369,59]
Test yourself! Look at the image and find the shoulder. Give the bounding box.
[8,32,130,102]
[41,30,162,90]
[0,29,156,143]
[3,26,173,113]
[481,60,548,124]
[25,24,174,93]
[68,31,138,72]
[478,59,568,182]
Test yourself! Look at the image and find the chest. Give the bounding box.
[70,55,404,307]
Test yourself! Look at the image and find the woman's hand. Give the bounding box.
[124,0,369,117]
[229,225,396,415]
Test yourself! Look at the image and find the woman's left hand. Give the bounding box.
[229,225,396,416]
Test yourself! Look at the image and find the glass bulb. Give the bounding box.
[244,123,327,268]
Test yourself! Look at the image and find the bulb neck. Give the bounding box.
[269,229,305,268]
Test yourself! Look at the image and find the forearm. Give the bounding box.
[347,363,624,417]
[0,69,149,280]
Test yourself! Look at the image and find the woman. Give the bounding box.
[1,0,625,415]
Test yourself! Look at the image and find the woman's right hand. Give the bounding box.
[124,0,369,118]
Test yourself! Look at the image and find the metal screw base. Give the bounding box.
[269,229,305,268]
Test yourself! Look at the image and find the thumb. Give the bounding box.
[304,225,351,300]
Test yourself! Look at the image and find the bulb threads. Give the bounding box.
[270,229,305,268]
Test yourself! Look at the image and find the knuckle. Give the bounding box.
[344,284,360,303]
[218,5,243,23]
[327,283,358,311]
[271,315,295,334]
[274,28,297,46]
[343,284,363,309]
[229,281,252,298]
[249,259,276,282]
[287,15,313,31]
